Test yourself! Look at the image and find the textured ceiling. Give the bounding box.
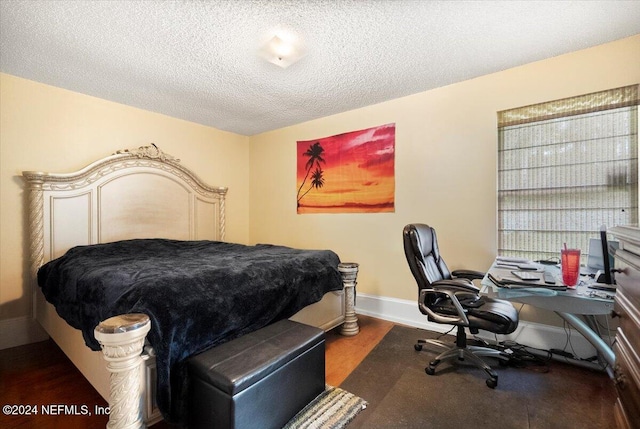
[1,1,640,136]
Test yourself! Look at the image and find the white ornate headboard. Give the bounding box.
[23,144,228,290]
[21,144,228,425]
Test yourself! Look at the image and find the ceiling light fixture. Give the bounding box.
[258,34,306,68]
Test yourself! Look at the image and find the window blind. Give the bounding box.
[497,85,639,262]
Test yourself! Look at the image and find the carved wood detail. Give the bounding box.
[94,315,151,429]
[115,143,180,163]
[23,145,227,201]
[25,177,44,318]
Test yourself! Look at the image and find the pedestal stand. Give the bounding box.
[338,262,360,336]
[94,314,151,429]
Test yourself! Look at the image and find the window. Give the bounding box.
[497,85,639,262]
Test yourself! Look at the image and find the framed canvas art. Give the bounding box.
[297,123,395,214]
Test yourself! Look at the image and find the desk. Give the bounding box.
[480,263,615,368]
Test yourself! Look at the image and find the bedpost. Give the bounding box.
[338,262,360,336]
[219,191,226,241]
[94,314,151,429]
[23,172,45,318]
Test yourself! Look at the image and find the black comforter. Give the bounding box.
[37,239,343,423]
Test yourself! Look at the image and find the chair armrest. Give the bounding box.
[418,288,470,326]
[451,269,485,281]
[430,278,480,294]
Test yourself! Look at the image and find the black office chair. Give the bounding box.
[403,223,518,388]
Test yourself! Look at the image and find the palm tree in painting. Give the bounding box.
[298,167,325,206]
[297,142,326,206]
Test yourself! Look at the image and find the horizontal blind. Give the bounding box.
[498,85,639,262]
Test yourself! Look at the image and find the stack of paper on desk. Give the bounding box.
[487,272,567,290]
[495,256,541,271]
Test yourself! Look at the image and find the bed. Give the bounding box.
[22,144,358,426]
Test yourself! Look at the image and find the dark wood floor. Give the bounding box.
[0,315,617,428]
[0,315,393,428]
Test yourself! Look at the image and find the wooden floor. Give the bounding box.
[0,315,393,428]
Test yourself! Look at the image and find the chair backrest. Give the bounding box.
[403,224,452,289]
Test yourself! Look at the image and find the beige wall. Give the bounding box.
[2,35,639,330]
[0,74,250,320]
[249,35,640,322]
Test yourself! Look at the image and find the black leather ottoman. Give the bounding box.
[187,319,325,429]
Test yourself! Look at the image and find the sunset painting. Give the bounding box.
[296,123,395,214]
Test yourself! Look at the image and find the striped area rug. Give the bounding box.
[283,386,367,429]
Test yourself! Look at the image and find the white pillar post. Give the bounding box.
[23,173,44,318]
[338,262,360,336]
[94,314,151,429]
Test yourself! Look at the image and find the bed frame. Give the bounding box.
[23,144,358,428]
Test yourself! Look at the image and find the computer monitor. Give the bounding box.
[600,226,613,285]
[588,225,618,285]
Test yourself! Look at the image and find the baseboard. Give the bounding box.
[355,293,608,359]
[1,294,607,358]
[0,316,49,350]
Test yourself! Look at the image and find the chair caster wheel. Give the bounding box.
[425,366,436,376]
[414,344,423,351]
[486,378,497,389]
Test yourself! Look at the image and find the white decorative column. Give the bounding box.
[94,314,151,429]
[219,192,227,241]
[338,262,360,336]
[23,172,45,318]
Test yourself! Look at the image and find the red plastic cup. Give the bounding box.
[561,249,581,287]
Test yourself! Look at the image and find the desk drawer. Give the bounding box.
[613,255,640,310]
[613,330,640,425]
[614,289,640,356]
